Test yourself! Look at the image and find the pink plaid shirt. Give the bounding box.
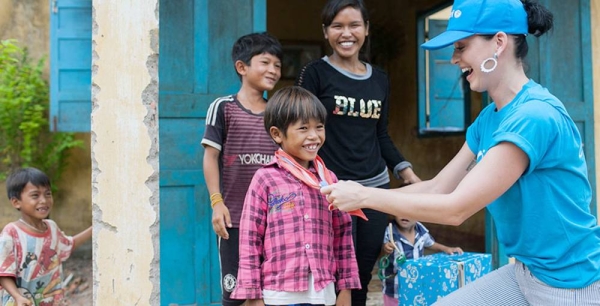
[232,162,360,299]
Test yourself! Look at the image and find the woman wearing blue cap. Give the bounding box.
[321,0,600,304]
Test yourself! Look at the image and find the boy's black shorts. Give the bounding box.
[219,228,245,306]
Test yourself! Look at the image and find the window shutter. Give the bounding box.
[425,19,465,132]
[49,0,92,132]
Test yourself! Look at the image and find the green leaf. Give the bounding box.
[0,39,81,197]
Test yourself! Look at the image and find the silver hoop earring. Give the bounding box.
[480,53,498,73]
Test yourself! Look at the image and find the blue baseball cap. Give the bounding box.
[421,0,528,50]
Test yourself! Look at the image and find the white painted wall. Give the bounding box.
[91,1,160,304]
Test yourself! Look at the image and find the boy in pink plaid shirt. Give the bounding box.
[232,86,360,306]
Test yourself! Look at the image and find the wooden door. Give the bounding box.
[158,1,266,305]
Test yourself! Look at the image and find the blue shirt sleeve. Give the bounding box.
[490,101,560,174]
[466,103,494,156]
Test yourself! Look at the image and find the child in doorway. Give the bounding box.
[232,86,361,306]
[380,217,463,306]
[0,167,92,306]
[201,32,282,306]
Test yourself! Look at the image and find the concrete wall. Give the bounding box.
[0,0,49,74]
[91,0,159,304]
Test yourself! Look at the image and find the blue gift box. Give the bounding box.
[397,252,492,306]
[427,252,493,286]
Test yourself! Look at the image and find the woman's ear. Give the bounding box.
[494,32,508,57]
[269,126,284,145]
[234,60,247,76]
[322,24,328,40]
[365,21,369,37]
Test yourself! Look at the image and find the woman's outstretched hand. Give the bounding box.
[321,180,367,212]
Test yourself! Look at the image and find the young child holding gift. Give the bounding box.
[380,217,462,306]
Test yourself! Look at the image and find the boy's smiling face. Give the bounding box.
[272,118,325,169]
[11,182,53,221]
[238,52,281,92]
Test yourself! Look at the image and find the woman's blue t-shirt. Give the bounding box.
[466,80,600,288]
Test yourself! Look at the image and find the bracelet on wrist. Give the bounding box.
[210,193,224,208]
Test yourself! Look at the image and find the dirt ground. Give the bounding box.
[60,254,383,306]
[62,252,93,305]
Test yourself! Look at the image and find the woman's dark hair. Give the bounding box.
[483,0,553,60]
[514,0,553,59]
[264,86,327,137]
[321,0,371,62]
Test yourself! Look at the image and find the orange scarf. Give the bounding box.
[275,149,368,221]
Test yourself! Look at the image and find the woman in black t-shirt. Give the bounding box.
[296,1,421,305]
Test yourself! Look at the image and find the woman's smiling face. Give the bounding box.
[452,35,498,93]
[323,6,369,60]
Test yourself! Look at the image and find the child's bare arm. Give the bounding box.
[428,242,463,255]
[73,226,92,250]
[203,146,222,201]
[336,289,351,306]
[203,146,232,239]
[0,276,32,306]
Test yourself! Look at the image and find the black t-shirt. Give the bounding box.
[296,58,406,181]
